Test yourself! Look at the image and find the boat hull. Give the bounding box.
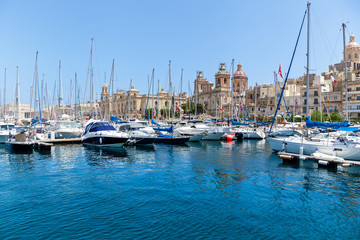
[5,141,34,153]
[82,137,128,149]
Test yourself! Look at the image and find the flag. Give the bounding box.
[176,104,184,114]
[296,98,298,110]
[330,74,338,83]
[217,105,223,111]
[278,65,284,79]
[153,108,156,118]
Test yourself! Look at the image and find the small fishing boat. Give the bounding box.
[5,130,34,153]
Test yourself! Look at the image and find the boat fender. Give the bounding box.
[100,138,102,144]
[318,160,329,166]
[299,147,304,155]
[341,163,352,168]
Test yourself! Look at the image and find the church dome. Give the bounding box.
[346,35,360,49]
[233,64,247,78]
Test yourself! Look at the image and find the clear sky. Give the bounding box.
[0,0,359,105]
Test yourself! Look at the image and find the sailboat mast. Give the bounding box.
[75,73,77,120]
[15,66,21,120]
[168,61,172,120]
[3,68,6,117]
[195,72,198,119]
[58,60,63,119]
[255,83,257,123]
[231,59,234,120]
[180,68,183,120]
[305,2,310,118]
[157,79,160,121]
[342,23,348,121]
[151,69,155,120]
[110,59,115,118]
[128,79,132,119]
[90,38,94,119]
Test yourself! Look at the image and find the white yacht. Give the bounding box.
[0,122,17,143]
[82,120,129,148]
[117,122,157,145]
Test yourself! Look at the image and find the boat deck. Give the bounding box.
[39,138,82,144]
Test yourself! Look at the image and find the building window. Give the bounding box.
[356,53,358,59]
[224,78,227,85]
[165,101,168,107]
[217,78,220,85]
[303,91,307,97]
[349,54,351,59]
[329,106,333,112]
[357,105,360,110]
[314,91,318,96]
[304,100,307,105]
[348,88,351,92]
[334,106,337,112]
[155,101,158,105]
[357,96,360,100]
[334,96,338,100]
[314,99,318,104]
[348,97,351,101]
[270,107,273,111]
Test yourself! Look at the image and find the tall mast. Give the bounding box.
[151,69,155,120]
[168,61,172,120]
[75,73,77,120]
[90,38,94,119]
[58,60,63,119]
[230,59,234,120]
[180,68,183,120]
[157,79,160,121]
[305,2,310,118]
[195,72,198,119]
[3,68,6,117]
[128,79,132,119]
[342,23,348,121]
[110,59,115,118]
[274,71,277,118]
[15,66,21,120]
[255,83,257,123]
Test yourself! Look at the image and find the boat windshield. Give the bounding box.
[0,125,14,131]
[89,122,116,132]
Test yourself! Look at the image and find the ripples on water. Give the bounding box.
[0,140,359,239]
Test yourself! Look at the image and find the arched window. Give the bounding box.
[217,78,220,85]
[224,78,227,84]
[356,53,358,59]
[165,101,168,107]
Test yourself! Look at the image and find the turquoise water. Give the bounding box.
[0,140,359,239]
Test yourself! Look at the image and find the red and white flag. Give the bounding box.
[176,104,184,114]
[217,105,223,111]
[278,65,284,79]
[331,74,338,83]
[153,108,156,118]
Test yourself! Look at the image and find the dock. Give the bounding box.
[39,138,82,144]
[277,151,360,174]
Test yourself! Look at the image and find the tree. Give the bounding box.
[329,112,344,122]
[310,111,327,122]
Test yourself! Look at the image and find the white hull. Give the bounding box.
[268,137,360,161]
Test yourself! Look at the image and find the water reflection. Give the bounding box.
[7,154,34,171]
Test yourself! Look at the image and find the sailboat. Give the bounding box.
[267,3,360,161]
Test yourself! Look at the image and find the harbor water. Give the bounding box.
[0,140,359,239]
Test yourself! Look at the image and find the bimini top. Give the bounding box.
[85,121,116,133]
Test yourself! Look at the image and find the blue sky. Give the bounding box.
[0,0,359,105]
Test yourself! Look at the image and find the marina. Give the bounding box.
[0,0,359,239]
[0,140,359,239]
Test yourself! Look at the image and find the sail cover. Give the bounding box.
[306,117,350,129]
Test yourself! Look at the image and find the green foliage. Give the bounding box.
[310,111,327,122]
[329,112,344,122]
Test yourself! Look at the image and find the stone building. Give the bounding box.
[195,63,248,118]
[100,83,187,120]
